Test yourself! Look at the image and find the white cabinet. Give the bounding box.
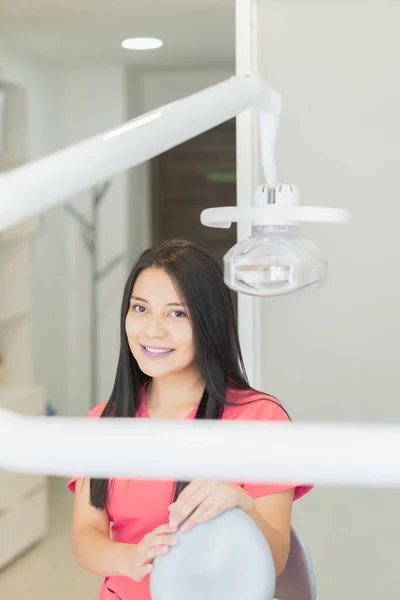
[0,80,48,570]
[0,227,34,384]
[0,387,48,569]
[0,485,47,570]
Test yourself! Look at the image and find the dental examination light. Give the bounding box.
[0,75,265,232]
[201,89,351,296]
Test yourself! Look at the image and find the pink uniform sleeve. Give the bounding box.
[238,398,313,501]
[67,402,107,494]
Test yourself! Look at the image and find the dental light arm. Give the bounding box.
[258,102,281,190]
[0,75,269,233]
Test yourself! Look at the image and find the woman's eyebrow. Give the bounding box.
[131,296,186,308]
[130,295,147,302]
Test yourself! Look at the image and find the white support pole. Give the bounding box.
[4,408,400,488]
[236,0,264,389]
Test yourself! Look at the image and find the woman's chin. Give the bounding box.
[135,357,177,379]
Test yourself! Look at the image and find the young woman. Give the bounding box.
[68,239,312,600]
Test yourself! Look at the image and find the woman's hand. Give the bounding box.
[168,481,254,534]
[118,523,178,582]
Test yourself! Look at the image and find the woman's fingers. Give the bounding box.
[148,534,178,549]
[196,500,228,524]
[179,498,223,533]
[134,563,154,582]
[168,480,202,513]
[151,523,178,536]
[176,483,241,533]
[169,482,211,526]
[143,544,171,564]
[132,522,181,582]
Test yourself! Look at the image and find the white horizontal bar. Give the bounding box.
[0,75,265,232]
[2,408,400,487]
[201,205,351,228]
[201,206,261,228]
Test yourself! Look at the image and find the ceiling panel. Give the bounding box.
[0,0,235,68]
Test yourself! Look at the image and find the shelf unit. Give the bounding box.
[0,80,48,570]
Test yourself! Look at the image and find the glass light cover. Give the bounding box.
[223,225,327,296]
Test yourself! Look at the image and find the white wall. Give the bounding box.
[0,47,69,415]
[140,69,234,112]
[126,70,152,263]
[0,47,63,160]
[258,2,400,599]
[62,66,130,416]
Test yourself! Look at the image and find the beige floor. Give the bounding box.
[0,478,101,600]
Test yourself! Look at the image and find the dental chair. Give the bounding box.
[275,527,317,600]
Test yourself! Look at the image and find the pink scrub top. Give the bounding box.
[68,387,312,600]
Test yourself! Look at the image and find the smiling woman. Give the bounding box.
[127,268,195,381]
[68,239,312,600]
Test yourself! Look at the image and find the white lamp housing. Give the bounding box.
[202,184,350,297]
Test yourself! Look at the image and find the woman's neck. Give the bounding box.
[146,369,204,419]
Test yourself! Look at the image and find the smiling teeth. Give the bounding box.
[145,347,172,354]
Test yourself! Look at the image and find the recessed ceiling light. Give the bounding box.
[121,37,164,51]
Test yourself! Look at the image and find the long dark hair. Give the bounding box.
[90,239,285,509]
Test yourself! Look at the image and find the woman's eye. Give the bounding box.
[170,310,186,318]
[133,304,146,313]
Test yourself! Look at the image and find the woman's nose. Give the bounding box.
[144,314,167,338]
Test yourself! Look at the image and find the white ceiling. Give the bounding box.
[0,0,235,69]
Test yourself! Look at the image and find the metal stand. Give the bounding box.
[66,182,124,408]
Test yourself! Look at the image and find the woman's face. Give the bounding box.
[125,267,196,379]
